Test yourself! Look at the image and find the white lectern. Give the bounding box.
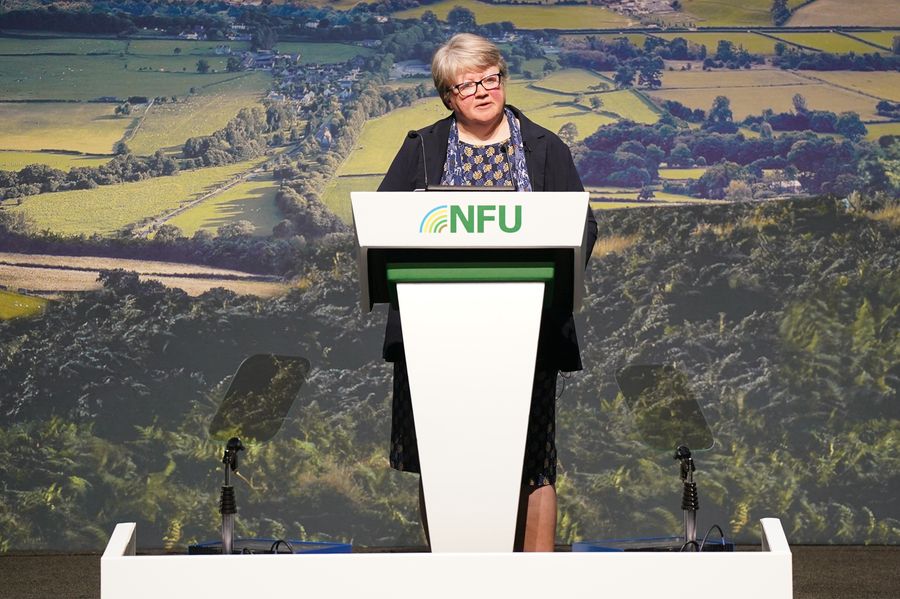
[352,191,590,552]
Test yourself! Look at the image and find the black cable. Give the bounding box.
[556,370,571,401]
[699,524,725,552]
[270,539,294,554]
[679,540,700,552]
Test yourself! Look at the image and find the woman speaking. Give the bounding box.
[378,33,597,551]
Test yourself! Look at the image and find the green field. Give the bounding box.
[527,103,618,139]
[769,32,890,54]
[0,289,48,320]
[788,0,900,27]
[0,150,110,172]
[659,168,707,179]
[648,83,882,121]
[0,36,126,54]
[0,103,129,154]
[10,158,267,236]
[127,39,250,56]
[272,42,375,63]
[587,33,649,47]
[166,172,283,237]
[127,72,271,155]
[850,31,900,50]
[0,54,243,100]
[676,0,807,26]
[393,0,633,29]
[804,71,900,102]
[652,68,886,121]
[535,69,611,94]
[659,69,807,89]
[321,174,382,224]
[655,32,780,55]
[382,77,432,90]
[865,122,900,141]
[337,99,449,176]
[594,90,660,123]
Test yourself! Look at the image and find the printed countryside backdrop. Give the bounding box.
[0,0,897,551]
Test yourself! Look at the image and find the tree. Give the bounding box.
[614,64,636,89]
[558,122,578,146]
[272,219,296,239]
[792,93,808,114]
[669,143,693,167]
[154,224,183,243]
[590,96,604,111]
[715,40,735,62]
[251,25,277,51]
[196,59,210,74]
[771,0,791,26]
[173,47,181,55]
[217,220,256,237]
[704,96,738,133]
[638,186,656,201]
[893,36,900,55]
[725,179,753,202]
[113,141,130,156]
[835,112,867,140]
[447,6,477,31]
[115,102,132,116]
[638,56,664,88]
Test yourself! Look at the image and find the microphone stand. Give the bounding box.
[220,437,244,554]
[675,445,698,549]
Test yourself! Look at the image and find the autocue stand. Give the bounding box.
[675,445,699,548]
[220,437,244,555]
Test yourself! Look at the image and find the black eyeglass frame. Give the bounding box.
[452,73,504,98]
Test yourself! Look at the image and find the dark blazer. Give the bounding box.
[377,105,598,371]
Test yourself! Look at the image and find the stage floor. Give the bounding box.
[1,545,897,599]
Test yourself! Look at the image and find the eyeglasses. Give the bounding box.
[452,73,503,98]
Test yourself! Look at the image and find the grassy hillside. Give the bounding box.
[676,0,807,26]
[769,32,891,54]
[0,289,48,320]
[127,72,271,156]
[9,158,268,236]
[0,54,242,100]
[788,0,900,26]
[166,172,284,237]
[648,69,884,121]
[0,103,130,154]
[0,151,110,172]
[393,0,633,29]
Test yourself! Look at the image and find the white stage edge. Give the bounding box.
[102,519,792,599]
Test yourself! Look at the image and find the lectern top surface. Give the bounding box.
[352,191,589,249]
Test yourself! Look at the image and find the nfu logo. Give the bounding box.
[419,204,522,234]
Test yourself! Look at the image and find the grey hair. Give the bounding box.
[432,33,508,109]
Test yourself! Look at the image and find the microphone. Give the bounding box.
[407,130,429,191]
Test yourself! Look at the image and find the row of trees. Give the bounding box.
[773,48,900,71]
[572,97,895,199]
[0,103,298,202]
[559,36,764,91]
[0,152,178,200]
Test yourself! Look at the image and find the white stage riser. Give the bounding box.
[102,521,792,599]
